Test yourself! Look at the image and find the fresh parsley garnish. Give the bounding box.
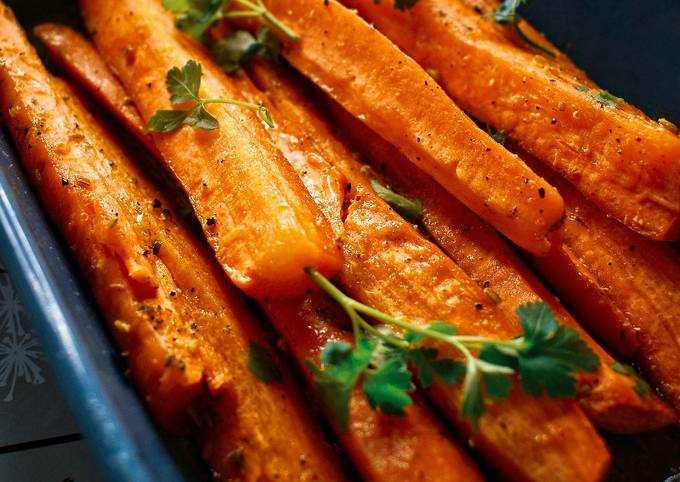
[370,179,423,223]
[611,362,651,396]
[146,60,273,132]
[493,0,556,58]
[212,26,281,73]
[305,268,600,430]
[573,85,623,109]
[162,0,297,41]
[485,125,506,145]
[591,89,623,108]
[247,341,282,383]
[374,0,419,10]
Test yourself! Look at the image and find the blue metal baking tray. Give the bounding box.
[0,1,678,481]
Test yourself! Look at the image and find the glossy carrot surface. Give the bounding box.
[523,153,680,415]
[0,8,348,479]
[319,88,677,433]
[33,22,159,156]
[81,0,341,299]
[247,60,610,482]
[266,295,485,482]
[340,0,680,241]
[258,0,565,255]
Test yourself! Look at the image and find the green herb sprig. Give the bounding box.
[573,85,623,109]
[370,179,423,223]
[147,59,273,132]
[305,268,599,431]
[211,25,281,73]
[374,0,419,10]
[485,125,506,145]
[163,0,297,41]
[494,0,556,58]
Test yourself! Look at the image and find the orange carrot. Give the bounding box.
[520,150,680,416]
[80,0,341,299]
[33,23,159,157]
[0,8,348,479]
[266,294,485,482]
[314,83,677,432]
[253,0,565,256]
[246,61,610,482]
[339,0,680,241]
[338,186,610,482]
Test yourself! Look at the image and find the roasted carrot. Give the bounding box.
[33,23,160,157]
[0,8,348,479]
[337,186,609,482]
[80,0,341,299]
[25,26,490,481]
[250,0,565,256]
[518,151,680,416]
[245,61,610,482]
[265,293,485,482]
[314,83,677,432]
[339,0,680,241]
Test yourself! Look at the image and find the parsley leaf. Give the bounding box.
[147,60,273,133]
[591,90,623,108]
[408,347,465,388]
[363,357,414,415]
[306,337,375,432]
[247,341,282,383]
[514,302,600,397]
[393,0,418,9]
[485,125,506,145]
[163,0,226,39]
[370,179,423,223]
[573,85,623,109]
[611,362,651,396]
[163,0,297,41]
[460,362,484,427]
[305,269,600,430]
[212,26,281,73]
[494,0,556,58]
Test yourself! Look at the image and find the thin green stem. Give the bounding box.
[307,268,518,371]
[228,0,299,41]
[356,318,409,349]
[201,98,273,127]
[513,23,556,58]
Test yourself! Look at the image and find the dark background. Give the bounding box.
[3,1,680,481]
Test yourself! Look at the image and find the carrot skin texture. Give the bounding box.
[319,89,676,432]
[40,26,483,480]
[231,66,485,481]
[246,62,610,482]
[80,0,342,299]
[338,188,610,482]
[0,9,348,480]
[340,0,680,241]
[522,153,680,415]
[258,0,565,256]
[265,294,485,482]
[33,22,160,158]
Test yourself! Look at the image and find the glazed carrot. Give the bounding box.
[252,0,565,256]
[0,8,348,480]
[246,62,610,482]
[33,23,159,157]
[41,28,487,479]
[80,0,341,299]
[520,152,680,415]
[337,186,609,482]
[316,86,676,432]
[265,293,485,482]
[339,0,680,241]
